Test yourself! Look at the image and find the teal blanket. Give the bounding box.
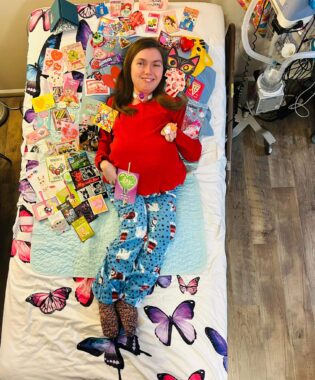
[30,174,207,277]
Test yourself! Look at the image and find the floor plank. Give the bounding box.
[0,97,23,342]
[227,101,315,380]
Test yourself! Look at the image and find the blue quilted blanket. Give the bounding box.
[31,173,207,277]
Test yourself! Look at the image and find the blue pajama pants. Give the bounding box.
[92,185,177,307]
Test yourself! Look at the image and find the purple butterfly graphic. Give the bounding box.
[205,327,228,372]
[148,275,172,295]
[76,19,92,51]
[144,300,196,346]
[77,335,151,380]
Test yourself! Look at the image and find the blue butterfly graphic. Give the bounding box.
[24,19,91,120]
[205,327,228,372]
[26,33,62,98]
[77,334,151,380]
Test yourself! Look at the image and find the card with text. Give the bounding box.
[114,168,139,204]
[72,216,95,242]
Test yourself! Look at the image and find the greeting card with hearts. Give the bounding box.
[114,168,139,204]
[43,48,64,75]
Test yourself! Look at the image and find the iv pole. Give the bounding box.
[234,0,315,154]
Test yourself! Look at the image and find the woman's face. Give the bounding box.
[131,48,164,96]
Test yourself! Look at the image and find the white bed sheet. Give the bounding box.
[0,2,227,380]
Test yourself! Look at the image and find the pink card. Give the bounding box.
[32,197,60,221]
[114,168,139,204]
[60,120,79,142]
[26,126,50,145]
[43,48,64,75]
[145,13,160,33]
[85,79,110,96]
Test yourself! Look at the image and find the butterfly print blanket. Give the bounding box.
[0,2,227,380]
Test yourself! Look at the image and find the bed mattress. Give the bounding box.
[0,2,227,380]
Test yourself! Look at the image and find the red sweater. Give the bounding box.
[95,99,202,195]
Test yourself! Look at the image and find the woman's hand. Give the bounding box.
[161,123,177,142]
[100,160,117,185]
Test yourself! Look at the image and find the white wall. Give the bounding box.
[0,0,247,92]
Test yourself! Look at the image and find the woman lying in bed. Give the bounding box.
[93,37,201,339]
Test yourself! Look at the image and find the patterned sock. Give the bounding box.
[115,300,138,337]
[98,302,119,339]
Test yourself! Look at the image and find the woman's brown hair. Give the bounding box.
[112,37,187,115]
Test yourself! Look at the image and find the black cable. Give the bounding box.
[237,0,269,111]
[296,16,315,53]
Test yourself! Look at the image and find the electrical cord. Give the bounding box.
[296,16,315,53]
[287,81,315,118]
[254,15,315,121]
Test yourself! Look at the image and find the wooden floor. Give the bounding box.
[0,97,23,342]
[0,96,314,378]
[227,103,315,380]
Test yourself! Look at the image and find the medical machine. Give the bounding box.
[235,0,315,153]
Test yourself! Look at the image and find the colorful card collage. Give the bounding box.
[29,148,108,242]
[26,2,210,241]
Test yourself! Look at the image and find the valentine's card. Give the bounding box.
[139,0,168,11]
[57,200,78,225]
[67,151,91,170]
[162,11,179,34]
[70,168,101,190]
[85,79,110,96]
[74,200,97,223]
[32,197,60,221]
[114,168,139,204]
[56,183,81,208]
[145,13,160,33]
[93,103,118,132]
[25,126,50,145]
[32,93,55,113]
[60,121,80,143]
[43,48,64,75]
[51,108,72,131]
[48,210,70,234]
[88,194,108,214]
[62,42,85,71]
[179,7,199,32]
[46,154,68,182]
[54,139,79,156]
[72,216,95,242]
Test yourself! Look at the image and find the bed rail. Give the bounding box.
[225,23,236,190]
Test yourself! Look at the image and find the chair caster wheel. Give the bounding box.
[264,143,273,155]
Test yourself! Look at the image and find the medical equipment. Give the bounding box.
[234,0,315,154]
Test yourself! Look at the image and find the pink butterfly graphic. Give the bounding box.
[73,277,94,307]
[11,240,31,263]
[11,207,33,263]
[29,8,50,33]
[177,275,200,295]
[144,300,196,346]
[26,287,72,314]
[157,369,205,380]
